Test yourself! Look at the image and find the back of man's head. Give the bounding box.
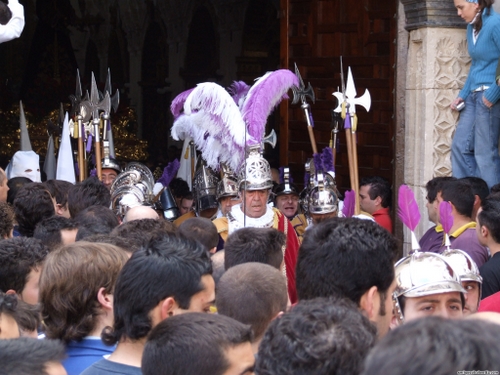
[84,233,135,255]
[296,217,396,303]
[74,205,119,240]
[102,234,212,345]
[14,183,55,237]
[224,227,285,270]
[40,241,129,343]
[361,317,500,375]
[110,218,177,252]
[43,179,73,209]
[0,337,66,375]
[461,177,489,203]
[440,179,474,218]
[0,201,15,239]
[360,176,392,208]
[7,177,32,205]
[256,297,377,375]
[217,262,288,340]
[477,194,500,244]
[33,216,77,249]
[179,217,218,252]
[0,237,48,297]
[123,205,159,222]
[142,313,253,375]
[425,176,457,203]
[67,177,111,218]
[0,1,12,25]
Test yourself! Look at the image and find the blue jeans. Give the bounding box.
[451,91,500,189]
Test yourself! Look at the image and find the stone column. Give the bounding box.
[399,0,470,254]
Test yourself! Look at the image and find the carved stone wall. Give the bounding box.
[402,26,470,254]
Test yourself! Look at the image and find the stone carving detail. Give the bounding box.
[118,1,148,55]
[433,37,470,176]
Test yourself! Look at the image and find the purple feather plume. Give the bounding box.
[279,167,285,184]
[313,153,323,173]
[342,190,356,218]
[439,201,454,235]
[227,81,250,108]
[397,185,421,231]
[157,159,180,187]
[170,88,195,119]
[344,113,351,130]
[321,147,335,173]
[242,70,299,145]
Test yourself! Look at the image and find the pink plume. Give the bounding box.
[170,88,195,119]
[397,185,421,231]
[342,190,356,218]
[439,201,454,235]
[241,70,299,145]
[227,81,250,108]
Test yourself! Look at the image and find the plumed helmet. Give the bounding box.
[394,252,466,299]
[307,172,338,215]
[101,157,122,173]
[441,249,482,284]
[238,145,273,191]
[193,157,219,213]
[273,167,299,197]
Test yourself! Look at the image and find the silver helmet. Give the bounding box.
[216,164,238,201]
[393,252,466,322]
[193,157,219,214]
[101,157,121,173]
[307,171,338,215]
[238,145,273,191]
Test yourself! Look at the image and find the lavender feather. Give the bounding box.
[313,153,323,173]
[342,190,356,218]
[344,114,351,129]
[157,159,180,187]
[321,147,335,173]
[279,167,285,184]
[241,70,299,145]
[170,88,195,119]
[397,185,421,231]
[227,81,250,108]
[439,201,454,235]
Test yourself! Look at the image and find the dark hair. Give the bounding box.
[256,297,377,375]
[110,218,177,252]
[474,0,494,33]
[461,177,489,203]
[0,337,66,375]
[440,179,474,218]
[425,176,456,203]
[491,183,500,194]
[6,177,33,205]
[84,233,136,254]
[67,177,111,218]
[224,227,285,270]
[169,178,191,199]
[0,291,17,317]
[296,218,396,306]
[361,317,500,375]
[102,235,212,344]
[360,176,392,208]
[13,299,41,334]
[40,242,128,343]
[217,263,288,339]
[13,183,55,237]
[74,205,119,240]
[42,180,73,207]
[0,201,15,238]
[142,313,253,375]
[0,1,12,25]
[0,237,49,295]
[477,194,500,243]
[33,216,77,249]
[179,217,219,250]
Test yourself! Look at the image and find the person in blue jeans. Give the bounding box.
[451,0,500,190]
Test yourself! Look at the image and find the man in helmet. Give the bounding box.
[273,167,308,240]
[306,171,339,226]
[442,249,482,315]
[100,158,121,190]
[213,147,301,303]
[391,252,466,327]
[216,168,241,218]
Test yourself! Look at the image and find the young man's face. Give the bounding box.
[373,279,397,337]
[181,274,216,314]
[462,281,480,316]
[359,185,377,214]
[219,196,241,216]
[242,190,269,219]
[179,198,194,215]
[403,292,463,322]
[101,169,118,190]
[275,194,299,219]
[20,267,42,305]
[222,341,255,375]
